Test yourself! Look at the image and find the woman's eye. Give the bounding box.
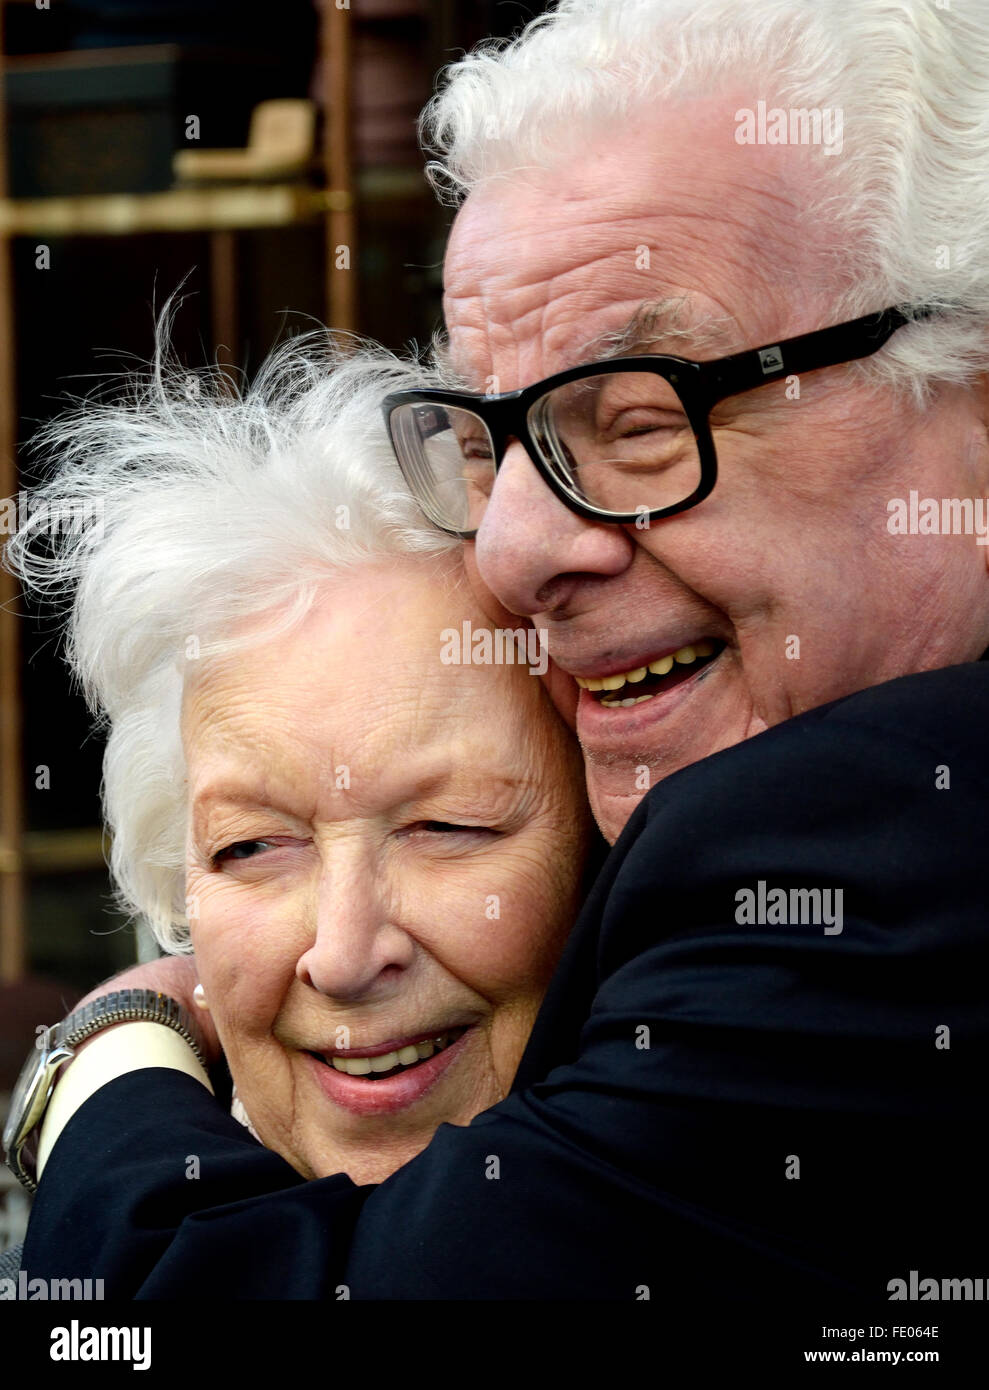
[211,840,272,867]
[409,821,498,839]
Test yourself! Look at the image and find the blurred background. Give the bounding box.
[0,0,551,1250]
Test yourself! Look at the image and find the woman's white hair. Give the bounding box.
[421,0,989,400]
[5,302,457,951]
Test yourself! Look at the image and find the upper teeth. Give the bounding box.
[327,1034,453,1077]
[576,641,716,693]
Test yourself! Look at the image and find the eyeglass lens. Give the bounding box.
[391,371,702,530]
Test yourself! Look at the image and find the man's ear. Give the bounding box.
[462,541,579,731]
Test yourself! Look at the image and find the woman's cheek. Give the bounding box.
[189,873,300,1026]
[439,858,569,995]
[493,863,583,991]
[186,872,242,976]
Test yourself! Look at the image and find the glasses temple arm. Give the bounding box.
[699,305,937,402]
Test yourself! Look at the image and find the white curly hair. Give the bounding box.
[421,0,989,401]
[4,300,456,951]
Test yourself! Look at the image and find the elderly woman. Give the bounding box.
[3,319,593,1195]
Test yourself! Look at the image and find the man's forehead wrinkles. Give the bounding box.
[445,207,763,376]
[445,294,742,386]
[451,195,769,284]
[446,225,660,307]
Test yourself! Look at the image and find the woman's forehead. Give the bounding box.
[181,593,561,815]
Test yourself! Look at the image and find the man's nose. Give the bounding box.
[474,438,634,617]
[295,851,414,1000]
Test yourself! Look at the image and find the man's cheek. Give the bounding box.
[539,659,579,731]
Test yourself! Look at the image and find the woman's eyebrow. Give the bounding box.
[189,768,534,829]
[188,785,284,836]
[383,764,540,824]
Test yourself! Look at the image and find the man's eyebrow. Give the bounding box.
[574,297,742,365]
[433,297,743,388]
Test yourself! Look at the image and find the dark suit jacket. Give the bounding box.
[22,662,989,1299]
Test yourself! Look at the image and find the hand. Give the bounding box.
[73,955,222,1066]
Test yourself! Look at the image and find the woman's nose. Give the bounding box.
[294,850,415,1000]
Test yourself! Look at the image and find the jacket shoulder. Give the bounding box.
[640,659,989,832]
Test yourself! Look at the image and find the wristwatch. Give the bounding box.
[2,988,206,1193]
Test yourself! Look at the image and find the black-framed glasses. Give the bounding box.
[382,304,936,538]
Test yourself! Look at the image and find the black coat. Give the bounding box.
[22,662,989,1299]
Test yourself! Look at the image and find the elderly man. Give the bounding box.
[12,0,989,1308]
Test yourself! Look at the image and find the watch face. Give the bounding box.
[3,1045,46,1158]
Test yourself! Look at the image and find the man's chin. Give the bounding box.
[587,780,646,845]
[586,752,714,843]
[576,653,770,839]
[584,723,770,841]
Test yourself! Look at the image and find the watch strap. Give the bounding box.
[49,989,207,1068]
[4,989,207,1193]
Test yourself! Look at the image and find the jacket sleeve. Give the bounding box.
[22,668,989,1299]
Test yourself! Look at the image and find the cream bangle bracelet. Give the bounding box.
[37,1021,213,1180]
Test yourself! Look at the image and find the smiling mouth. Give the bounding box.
[308,1028,468,1081]
[576,639,725,707]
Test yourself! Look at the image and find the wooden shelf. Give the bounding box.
[0,828,110,875]
[0,183,350,237]
[0,166,428,239]
[22,827,109,874]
